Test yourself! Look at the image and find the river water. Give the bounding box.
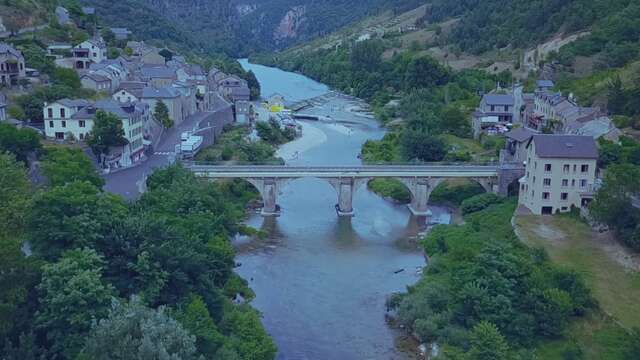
[236,59,451,359]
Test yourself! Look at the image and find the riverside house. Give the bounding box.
[518,134,598,215]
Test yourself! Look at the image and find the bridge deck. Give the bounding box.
[186,164,500,178]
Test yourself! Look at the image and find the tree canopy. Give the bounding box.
[86,110,128,156]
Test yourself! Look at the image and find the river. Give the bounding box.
[236,59,451,359]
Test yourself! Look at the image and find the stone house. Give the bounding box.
[138,86,185,125]
[518,135,598,215]
[530,91,601,132]
[0,43,26,86]
[75,38,107,64]
[80,73,112,92]
[218,75,250,103]
[471,93,516,138]
[140,65,176,88]
[89,61,129,90]
[43,99,145,166]
[235,100,251,125]
[501,127,534,164]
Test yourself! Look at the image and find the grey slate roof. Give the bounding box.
[483,94,514,106]
[81,73,111,83]
[504,127,534,143]
[142,86,180,99]
[56,99,92,108]
[72,100,138,119]
[0,43,23,58]
[529,134,598,159]
[141,66,176,79]
[536,79,554,88]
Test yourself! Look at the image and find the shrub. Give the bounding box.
[461,193,502,214]
[430,182,485,205]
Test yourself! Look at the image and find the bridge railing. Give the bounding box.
[181,160,502,167]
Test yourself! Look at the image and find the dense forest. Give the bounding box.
[0,126,276,359]
[421,0,635,55]
[77,0,423,57]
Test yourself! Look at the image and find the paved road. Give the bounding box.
[185,164,501,179]
[103,98,232,199]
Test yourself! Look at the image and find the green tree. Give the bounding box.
[158,48,173,62]
[28,181,127,260]
[400,131,447,162]
[100,28,116,45]
[154,100,173,128]
[37,248,115,358]
[607,75,628,115]
[86,110,128,158]
[0,124,41,162]
[41,147,104,188]
[0,152,31,237]
[245,70,261,100]
[467,321,510,360]
[81,296,197,360]
[0,153,41,342]
[404,56,450,89]
[174,294,225,356]
[51,67,82,89]
[590,164,640,250]
[218,305,277,360]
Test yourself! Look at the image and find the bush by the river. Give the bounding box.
[389,199,596,357]
[430,181,486,206]
[196,125,283,165]
[368,179,411,203]
[460,193,502,215]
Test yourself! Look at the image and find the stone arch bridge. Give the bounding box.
[186,163,524,216]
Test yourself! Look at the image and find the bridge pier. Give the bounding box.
[399,178,444,216]
[246,178,287,217]
[335,178,355,216]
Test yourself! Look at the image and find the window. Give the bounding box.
[572,179,576,187]
[562,179,569,187]
[79,133,84,140]
[55,132,64,140]
[93,52,97,57]
[60,108,66,118]
[490,105,495,111]
[61,121,66,128]
[561,193,568,201]
[48,108,53,118]
[79,120,85,127]
[534,162,537,169]
[48,120,54,128]
[581,164,589,173]
[533,176,536,184]
[521,184,525,191]
[563,164,570,173]
[542,192,550,200]
[561,207,568,211]
[543,178,551,186]
[580,179,588,187]
[573,164,577,173]
[544,164,552,172]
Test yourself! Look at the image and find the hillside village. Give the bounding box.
[0,4,258,172]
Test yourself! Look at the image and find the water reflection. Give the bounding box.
[235,59,449,360]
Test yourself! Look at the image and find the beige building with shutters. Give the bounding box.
[518,135,598,215]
